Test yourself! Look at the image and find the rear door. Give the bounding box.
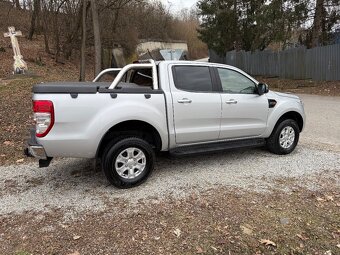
[216,67,268,139]
[170,65,222,144]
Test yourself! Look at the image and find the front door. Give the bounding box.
[216,67,268,139]
[171,65,222,144]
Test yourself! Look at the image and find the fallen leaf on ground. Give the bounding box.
[67,252,80,255]
[196,246,203,253]
[337,244,340,248]
[73,235,81,240]
[260,239,277,247]
[316,197,326,202]
[173,228,181,238]
[211,246,218,251]
[16,158,24,163]
[3,141,13,146]
[325,195,334,201]
[240,225,253,235]
[0,154,6,157]
[296,234,308,241]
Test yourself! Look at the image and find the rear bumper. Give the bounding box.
[24,128,52,167]
[25,145,47,159]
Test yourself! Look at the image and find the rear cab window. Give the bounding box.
[173,66,213,92]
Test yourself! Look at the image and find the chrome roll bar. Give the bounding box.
[93,59,158,90]
[93,68,122,82]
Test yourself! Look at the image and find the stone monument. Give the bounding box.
[4,26,28,74]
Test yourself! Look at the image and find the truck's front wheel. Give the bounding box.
[266,119,300,155]
[102,137,155,188]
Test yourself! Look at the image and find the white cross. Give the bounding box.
[4,26,28,74]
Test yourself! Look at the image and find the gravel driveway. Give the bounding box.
[1,94,339,216]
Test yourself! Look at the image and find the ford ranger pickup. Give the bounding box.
[25,59,305,188]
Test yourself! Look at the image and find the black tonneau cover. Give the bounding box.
[32,82,161,94]
[32,82,107,94]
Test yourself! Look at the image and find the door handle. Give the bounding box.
[225,99,238,104]
[178,98,192,104]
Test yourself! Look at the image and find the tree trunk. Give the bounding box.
[14,0,21,9]
[311,0,324,47]
[64,1,83,60]
[90,0,102,76]
[42,18,50,54]
[54,13,61,63]
[28,0,40,40]
[41,1,50,53]
[80,0,88,81]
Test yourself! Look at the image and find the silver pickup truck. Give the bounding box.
[25,60,305,188]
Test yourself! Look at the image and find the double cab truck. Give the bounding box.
[25,60,305,188]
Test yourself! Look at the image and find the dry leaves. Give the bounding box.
[67,252,80,255]
[240,225,253,235]
[73,235,81,240]
[316,197,326,202]
[325,195,334,201]
[260,239,277,247]
[3,141,14,146]
[211,246,218,251]
[173,228,181,238]
[316,195,335,202]
[196,246,203,254]
[296,234,309,241]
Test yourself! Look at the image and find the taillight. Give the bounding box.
[33,100,54,137]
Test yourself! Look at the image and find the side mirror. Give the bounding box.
[257,83,269,95]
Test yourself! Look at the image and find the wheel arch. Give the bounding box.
[273,111,304,134]
[96,120,162,159]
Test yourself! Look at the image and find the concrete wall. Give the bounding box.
[136,41,188,56]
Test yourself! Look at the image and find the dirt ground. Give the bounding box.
[1,180,339,255]
[256,76,340,97]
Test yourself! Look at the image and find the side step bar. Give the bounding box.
[170,138,266,157]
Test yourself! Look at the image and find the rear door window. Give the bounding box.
[173,66,213,92]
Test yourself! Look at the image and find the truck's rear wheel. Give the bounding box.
[266,119,300,155]
[102,137,155,188]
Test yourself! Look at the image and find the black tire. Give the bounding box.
[266,119,300,155]
[102,137,155,188]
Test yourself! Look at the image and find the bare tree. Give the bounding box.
[41,0,51,53]
[311,0,324,47]
[14,0,21,9]
[80,0,89,81]
[28,0,40,40]
[64,1,83,59]
[90,0,102,76]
